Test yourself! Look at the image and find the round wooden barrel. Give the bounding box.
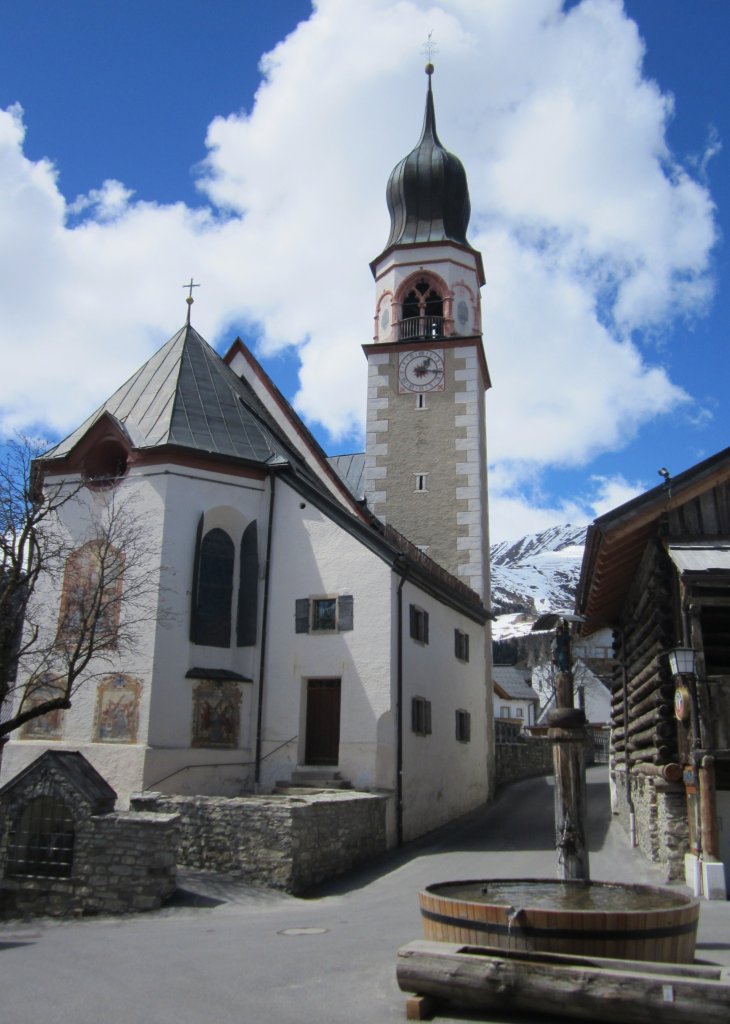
[418,879,700,964]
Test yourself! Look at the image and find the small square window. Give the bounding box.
[415,473,428,492]
[412,696,432,736]
[295,596,354,634]
[409,605,429,644]
[455,709,471,743]
[454,629,469,662]
[312,598,337,631]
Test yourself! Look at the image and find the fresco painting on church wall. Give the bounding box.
[94,674,141,743]
[19,678,66,739]
[192,680,242,748]
[57,540,124,642]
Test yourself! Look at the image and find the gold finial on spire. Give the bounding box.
[182,277,200,325]
[422,30,437,75]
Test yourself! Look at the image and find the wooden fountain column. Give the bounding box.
[548,621,590,881]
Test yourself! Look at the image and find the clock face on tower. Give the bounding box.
[398,349,445,393]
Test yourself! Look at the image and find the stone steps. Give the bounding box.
[275,768,352,792]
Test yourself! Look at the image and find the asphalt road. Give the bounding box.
[1,767,728,1024]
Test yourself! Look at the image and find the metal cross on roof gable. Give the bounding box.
[182,277,200,324]
[421,31,438,65]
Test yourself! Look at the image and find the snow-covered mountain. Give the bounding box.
[490,524,587,641]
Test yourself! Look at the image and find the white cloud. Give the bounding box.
[69,179,135,220]
[0,0,718,543]
[587,473,646,517]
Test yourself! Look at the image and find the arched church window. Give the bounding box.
[236,520,259,647]
[424,289,443,319]
[398,277,444,340]
[7,796,75,878]
[83,439,129,488]
[402,289,421,320]
[191,527,234,647]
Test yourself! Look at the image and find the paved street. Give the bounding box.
[1,767,728,1024]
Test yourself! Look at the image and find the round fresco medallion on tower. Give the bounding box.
[457,299,470,332]
[380,304,390,332]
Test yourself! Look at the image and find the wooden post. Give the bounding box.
[699,755,720,861]
[549,706,590,880]
[549,621,590,880]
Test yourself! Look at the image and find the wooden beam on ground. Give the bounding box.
[396,941,730,1024]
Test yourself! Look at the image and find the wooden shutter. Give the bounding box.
[423,610,430,645]
[338,595,354,631]
[295,598,310,633]
[409,604,417,639]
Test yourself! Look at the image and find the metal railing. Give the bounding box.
[397,316,444,341]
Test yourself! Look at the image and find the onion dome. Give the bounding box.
[384,66,473,249]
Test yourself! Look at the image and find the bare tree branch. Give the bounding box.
[1,437,168,739]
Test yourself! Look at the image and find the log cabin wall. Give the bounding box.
[610,535,687,879]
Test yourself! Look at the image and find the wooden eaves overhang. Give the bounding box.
[576,445,730,636]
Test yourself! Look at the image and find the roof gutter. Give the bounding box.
[254,469,278,785]
[394,554,409,847]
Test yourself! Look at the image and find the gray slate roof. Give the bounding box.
[493,665,538,701]
[328,452,365,500]
[47,325,289,464]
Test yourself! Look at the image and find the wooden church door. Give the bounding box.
[304,679,341,765]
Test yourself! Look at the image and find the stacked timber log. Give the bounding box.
[610,541,677,772]
[397,941,730,1024]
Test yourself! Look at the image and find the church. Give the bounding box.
[1,68,494,846]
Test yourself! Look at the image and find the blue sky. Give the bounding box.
[0,0,728,542]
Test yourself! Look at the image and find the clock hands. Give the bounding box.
[413,357,435,379]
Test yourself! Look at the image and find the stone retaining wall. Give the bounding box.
[0,760,179,920]
[612,767,688,880]
[132,789,388,893]
[495,736,553,788]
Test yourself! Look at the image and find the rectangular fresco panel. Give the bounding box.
[192,680,242,748]
[19,679,65,739]
[95,674,141,743]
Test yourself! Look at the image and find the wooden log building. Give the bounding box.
[576,446,730,895]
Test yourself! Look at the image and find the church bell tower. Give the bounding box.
[363,65,491,602]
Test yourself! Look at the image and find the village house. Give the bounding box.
[492,664,539,730]
[576,447,730,897]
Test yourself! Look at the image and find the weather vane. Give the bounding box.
[182,277,200,325]
[422,30,438,74]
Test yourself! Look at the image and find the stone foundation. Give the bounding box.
[132,789,388,893]
[612,768,688,880]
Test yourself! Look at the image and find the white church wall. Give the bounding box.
[257,480,395,794]
[140,465,269,799]
[400,579,489,842]
[0,471,165,806]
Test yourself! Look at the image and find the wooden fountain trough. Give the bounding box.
[418,878,700,964]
